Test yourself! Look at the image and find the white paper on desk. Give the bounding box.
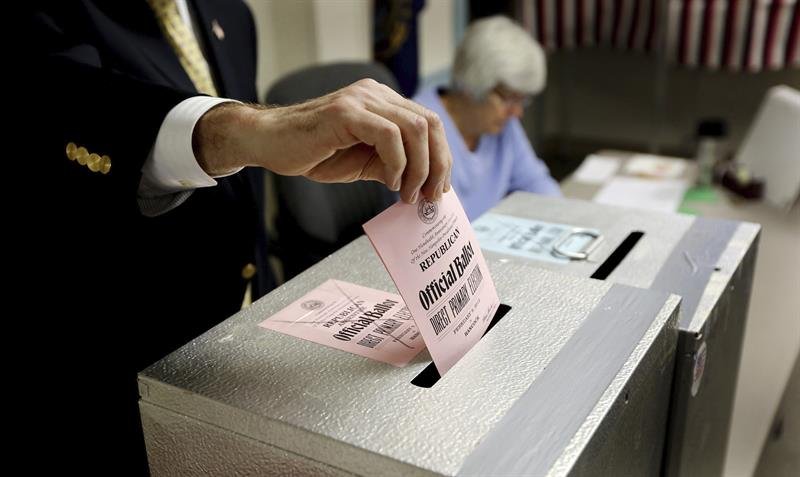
[623,154,687,179]
[593,177,689,213]
[571,154,621,184]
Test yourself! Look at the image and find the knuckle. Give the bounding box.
[432,154,449,173]
[411,114,428,135]
[328,96,356,116]
[354,78,378,89]
[339,83,361,98]
[432,150,452,177]
[443,147,453,166]
[426,111,444,131]
[406,166,429,185]
[380,82,399,96]
[380,123,401,142]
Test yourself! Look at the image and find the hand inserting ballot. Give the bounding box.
[194,79,453,204]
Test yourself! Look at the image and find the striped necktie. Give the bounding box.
[147,0,218,96]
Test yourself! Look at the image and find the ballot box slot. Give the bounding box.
[411,303,512,388]
[590,231,644,280]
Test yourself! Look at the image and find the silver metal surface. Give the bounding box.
[140,401,353,477]
[459,284,673,476]
[663,230,760,477]
[487,193,696,284]
[487,193,759,332]
[482,192,761,477]
[651,217,739,329]
[140,236,679,476]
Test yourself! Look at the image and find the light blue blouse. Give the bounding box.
[414,86,561,221]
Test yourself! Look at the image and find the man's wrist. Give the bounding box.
[143,96,238,194]
[193,102,262,176]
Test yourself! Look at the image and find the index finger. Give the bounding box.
[384,94,452,201]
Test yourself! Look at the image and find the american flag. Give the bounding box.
[517,0,799,71]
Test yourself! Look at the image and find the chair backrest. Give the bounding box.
[266,62,400,104]
[265,62,401,280]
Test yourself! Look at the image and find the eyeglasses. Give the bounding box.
[492,87,532,108]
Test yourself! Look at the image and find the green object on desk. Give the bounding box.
[684,185,719,203]
[679,185,719,215]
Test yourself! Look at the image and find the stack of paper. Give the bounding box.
[571,154,621,184]
[594,176,690,213]
[623,154,688,179]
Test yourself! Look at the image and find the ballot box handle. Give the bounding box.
[552,229,603,261]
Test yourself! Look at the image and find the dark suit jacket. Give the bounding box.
[26,1,272,473]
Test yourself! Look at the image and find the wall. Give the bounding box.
[531,49,800,174]
[246,0,461,100]
[245,0,372,101]
[419,0,456,81]
[313,1,372,64]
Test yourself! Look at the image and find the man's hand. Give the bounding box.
[194,79,452,203]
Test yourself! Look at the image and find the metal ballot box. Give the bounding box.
[139,237,680,476]
[477,192,760,477]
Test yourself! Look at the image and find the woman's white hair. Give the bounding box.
[451,15,546,100]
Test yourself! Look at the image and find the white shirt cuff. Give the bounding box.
[141,96,243,195]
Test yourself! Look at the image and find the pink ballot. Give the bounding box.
[259,279,424,367]
[363,189,500,375]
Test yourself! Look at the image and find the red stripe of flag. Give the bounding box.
[680,0,694,64]
[721,0,739,69]
[741,0,758,70]
[762,0,783,69]
[556,0,565,48]
[699,0,716,67]
[537,0,548,47]
[596,0,605,43]
[785,0,800,66]
[645,0,658,51]
[612,0,624,47]
[627,0,642,49]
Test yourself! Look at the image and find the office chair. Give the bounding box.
[265,62,401,280]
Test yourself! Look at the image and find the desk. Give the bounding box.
[562,150,800,477]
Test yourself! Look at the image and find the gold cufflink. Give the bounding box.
[87,153,102,172]
[101,155,111,174]
[65,142,111,174]
[66,142,77,160]
[76,147,89,165]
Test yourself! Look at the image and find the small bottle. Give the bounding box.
[695,119,728,186]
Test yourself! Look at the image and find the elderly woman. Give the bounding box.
[413,16,560,221]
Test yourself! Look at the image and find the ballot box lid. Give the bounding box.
[139,237,679,476]
[482,193,760,332]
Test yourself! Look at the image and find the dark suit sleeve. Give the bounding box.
[30,5,197,215]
